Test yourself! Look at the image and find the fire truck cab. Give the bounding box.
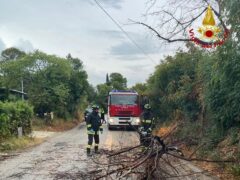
[107,90,142,130]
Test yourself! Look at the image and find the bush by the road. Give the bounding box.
[0,101,33,141]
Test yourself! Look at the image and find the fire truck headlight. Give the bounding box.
[109,118,114,123]
[135,118,140,123]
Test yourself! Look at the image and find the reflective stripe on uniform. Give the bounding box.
[95,143,99,146]
[87,124,92,128]
[144,120,152,123]
[87,130,95,135]
[100,126,103,128]
[87,145,92,148]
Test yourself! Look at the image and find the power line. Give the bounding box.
[93,0,157,65]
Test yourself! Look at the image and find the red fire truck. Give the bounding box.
[107,90,143,130]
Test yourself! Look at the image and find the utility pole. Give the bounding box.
[21,79,24,100]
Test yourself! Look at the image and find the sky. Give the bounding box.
[0,0,180,86]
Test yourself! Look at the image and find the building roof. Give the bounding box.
[0,87,27,95]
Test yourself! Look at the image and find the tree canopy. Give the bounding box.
[1,50,90,119]
[109,73,127,90]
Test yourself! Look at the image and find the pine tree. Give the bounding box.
[106,73,110,85]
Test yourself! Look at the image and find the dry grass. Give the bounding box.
[0,118,82,152]
[32,118,81,132]
[0,136,44,152]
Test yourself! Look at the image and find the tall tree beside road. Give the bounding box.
[147,48,202,122]
[1,47,26,61]
[106,73,110,86]
[131,83,148,95]
[66,54,89,118]
[95,84,111,111]
[86,84,97,104]
[1,50,89,119]
[109,72,127,90]
[94,72,128,111]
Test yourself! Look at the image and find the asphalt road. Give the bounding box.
[0,124,217,180]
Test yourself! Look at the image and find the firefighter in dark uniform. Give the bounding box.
[139,104,155,147]
[86,105,103,156]
[100,108,106,124]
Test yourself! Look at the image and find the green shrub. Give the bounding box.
[230,164,240,177]
[0,114,10,141]
[0,101,33,140]
[229,127,239,145]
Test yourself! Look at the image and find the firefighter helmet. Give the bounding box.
[144,104,151,109]
[92,105,99,110]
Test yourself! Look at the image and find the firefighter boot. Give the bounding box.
[94,146,100,154]
[87,148,91,157]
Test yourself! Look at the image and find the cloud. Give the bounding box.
[0,0,179,86]
[125,64,150,72]
[99,0,124,9]
[91,30,125,40]
[0,38,6,52]
[110,33,160,58]
[15,39,34,52]
[88,0,124,9]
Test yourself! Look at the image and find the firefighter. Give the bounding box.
[84,109,90,122]
[100,108,106,124]
[139,104,155,148]
[86,105,103,156]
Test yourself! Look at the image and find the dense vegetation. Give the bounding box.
[0,48,129,140]
[145,0,240,137]
[137,2,240,172]
[0,50,91,119]
[0,101,33,142]
[147,45,239,140]
[0,50,94,140]
[95,73,128,111]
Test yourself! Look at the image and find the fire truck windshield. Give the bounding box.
[110,94,138,105]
